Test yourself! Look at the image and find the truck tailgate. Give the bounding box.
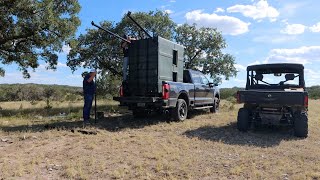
[238,90,307,106]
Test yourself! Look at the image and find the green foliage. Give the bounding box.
[116,10,176,40]
[220,87,243,100]
[307,86,320,99]
[67,21,122,76]
[96,71,121,99]
[67,10,237,83]
[0,0,81,78]
[43,88,54,110]
[175,24,237,82]
[67,10,175,75]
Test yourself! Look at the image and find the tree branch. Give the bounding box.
[0,31,35,45]
[186,49,202,69]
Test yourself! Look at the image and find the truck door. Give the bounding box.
[200,75,214,104]
[191,72,206,105]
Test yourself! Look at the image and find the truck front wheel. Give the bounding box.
[172,99,188,121]
[237,108,250,132]
[210,97,219,113]
[294,111,308,138]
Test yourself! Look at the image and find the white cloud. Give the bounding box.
[227,0,279,22]
[1,67,83,87]
[2,72,60,85]
[164,9,174,14]
[281,23,306,35]
[234,78,246,84]
[248,60,263,66]
[310,22,320,33]
[67,74,82,79]
[265,46,320,64]
[266,55,309,65]
[279,2,307,18]
[214,8,225,13]
[253,35,296,44]
[279,21,320,35]
[305,69,320,79]
[185,10,250,35]
[234,64,246,71]
[305,69,320,86]
[58,62,68,68]
[62,44,71,55]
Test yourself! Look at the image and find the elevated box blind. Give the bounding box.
[128,36,184,96]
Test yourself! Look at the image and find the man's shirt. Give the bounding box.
[83,74,95,95]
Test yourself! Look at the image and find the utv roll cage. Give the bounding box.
[245,63,305,90]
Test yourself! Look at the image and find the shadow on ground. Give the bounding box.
[0,104,120,117]
[183,122,300,148]
[0,108,214,133]
[0,113,170,133]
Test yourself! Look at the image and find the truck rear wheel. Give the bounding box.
[237,108,250,132]
[210,97,219,113]
[294,111,308,138]
[172,99,188,121]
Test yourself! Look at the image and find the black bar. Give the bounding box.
[91,21,131,43]
[94,73,97,124]
[126,11,152,38]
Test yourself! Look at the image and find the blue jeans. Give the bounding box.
[83,93,94,122]
[123,57,129,81]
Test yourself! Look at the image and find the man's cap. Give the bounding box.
[82,71,88,78]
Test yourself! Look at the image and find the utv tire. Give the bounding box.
[237,108,250,132]
[294,111,308,138]
[172,99,188,121]
[210,97,220,113]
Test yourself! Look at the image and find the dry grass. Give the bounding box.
[0,100,118,110]
[0,100,120,120]
[0,100,319,179]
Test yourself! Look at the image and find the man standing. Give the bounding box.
[121,35,135,81]
[83,69,96,125]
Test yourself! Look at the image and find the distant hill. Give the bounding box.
[0,83,82,102]
[1,83,319,102]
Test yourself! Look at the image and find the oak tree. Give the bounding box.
[0,0,81,78]
[68,10,237,86]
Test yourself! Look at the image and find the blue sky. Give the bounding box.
[2,0,320,87]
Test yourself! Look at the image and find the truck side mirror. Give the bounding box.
[208,82,218,87]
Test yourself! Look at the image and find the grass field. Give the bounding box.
[0,100,319,179]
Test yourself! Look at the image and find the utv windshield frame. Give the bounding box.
[245,63,305,90]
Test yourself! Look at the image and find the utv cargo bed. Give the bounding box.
[238,90,307,106]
